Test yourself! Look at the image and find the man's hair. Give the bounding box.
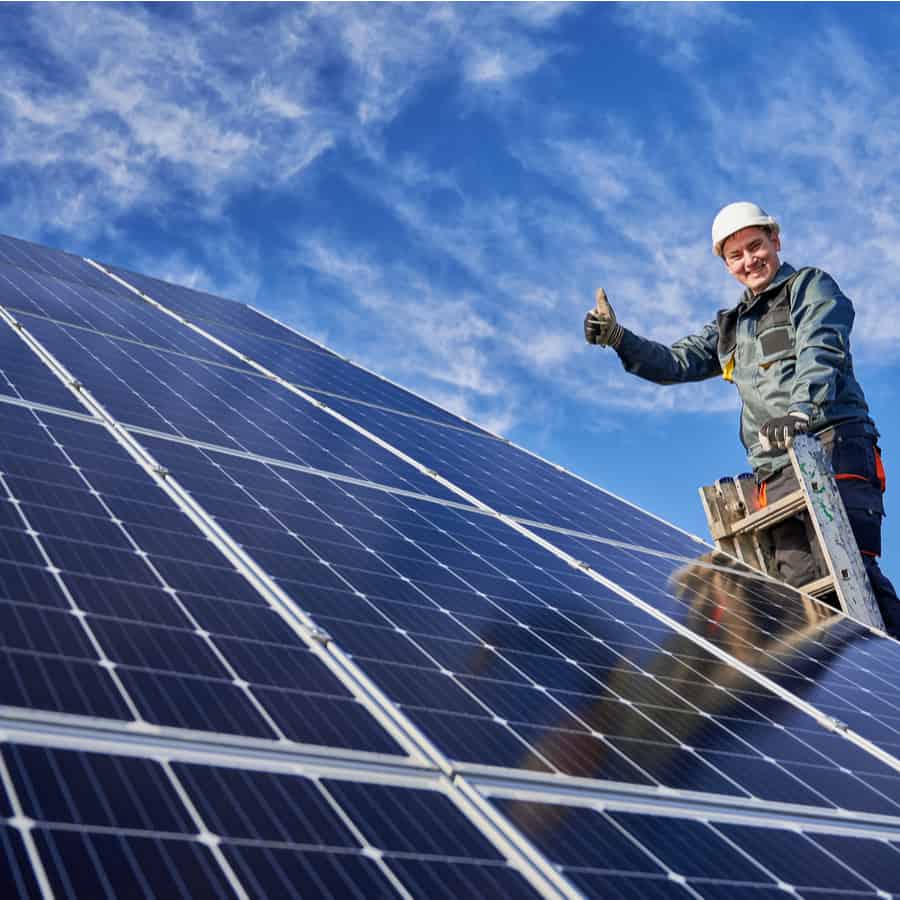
[722,224,776,257]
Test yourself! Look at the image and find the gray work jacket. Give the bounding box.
[614,262,875,477]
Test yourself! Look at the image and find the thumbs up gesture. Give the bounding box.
[584,288,623,348]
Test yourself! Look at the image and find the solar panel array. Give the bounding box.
[0,232,899,898]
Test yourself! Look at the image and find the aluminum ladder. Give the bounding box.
[699,433,885,631]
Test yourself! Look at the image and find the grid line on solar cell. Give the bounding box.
[0,740,54,899]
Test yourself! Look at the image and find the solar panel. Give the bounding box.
[1,231,899,897]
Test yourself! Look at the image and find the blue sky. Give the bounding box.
[4,2,900,583]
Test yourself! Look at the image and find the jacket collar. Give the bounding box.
[739,261,796,312]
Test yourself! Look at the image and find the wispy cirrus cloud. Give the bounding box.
[0,3,571,234]
[613,2,747,67]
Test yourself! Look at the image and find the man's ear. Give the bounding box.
[772,232,781,252]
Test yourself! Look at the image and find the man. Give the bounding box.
[584,201,900,637]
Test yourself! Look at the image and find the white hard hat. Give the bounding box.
[711,202,780,256]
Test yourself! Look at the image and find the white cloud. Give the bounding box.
[290,237,504,404]
[615,2,746,67]
[0,3,573,239]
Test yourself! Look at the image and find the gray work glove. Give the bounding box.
[584,288,624,349]
[758,413,809,451]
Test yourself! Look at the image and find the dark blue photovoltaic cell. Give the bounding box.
[321,396,708,555]
[173,764,359,846]
[34,830,238,900]
[563,872,694,899]
[386,859,543,899]
[0,234,115,293]
[807,832,900,893]
[0,827,41,900]
[605,810,775,881]
[0,407,405,757]
[105,263,337,355]
[18,315,458,501]
[0,328,84,413]
[223,846,396,899]
[139,436,900,816]
[712,822,871,890]
[491,797,900,898]
[6,744,192,832]
[322,780,504,858]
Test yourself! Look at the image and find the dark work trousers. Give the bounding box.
[760,425,900,638]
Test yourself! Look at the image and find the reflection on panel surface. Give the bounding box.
[536,527,900,766]
[0,402,403,757]
[142,434,900,817]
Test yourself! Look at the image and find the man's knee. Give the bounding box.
[771,517,818,587]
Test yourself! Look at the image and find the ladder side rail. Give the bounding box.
[789,434,885,630]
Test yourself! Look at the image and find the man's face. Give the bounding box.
[722,226,782,294]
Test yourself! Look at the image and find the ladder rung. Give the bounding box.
[798,575,835,599]
[711,489,807,540]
